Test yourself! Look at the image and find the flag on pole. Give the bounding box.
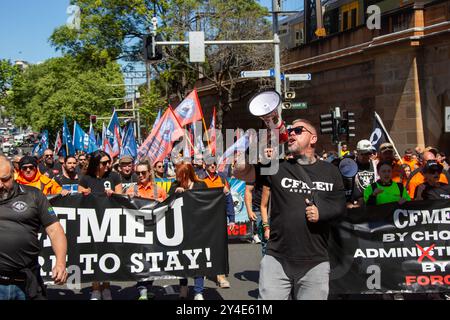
[217,132,250,173]
[369,111,402,161]
[151,109,161,133]
[37,130,49,157]
[62,118,75,156]
[120,123,138,159]
[208,107,217,155]
[101,122,107,151]
[107,110,121,145]
[89,121,98,149]
[191,121,205,156]
[173,89,204,127]
[137,107,184,164]
[73,122,98,153]
[54,131,62,156]
[369,112,389,152]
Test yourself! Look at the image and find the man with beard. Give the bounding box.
[0,156,68,300]
[77,153,88,175]
[54,156,80,194]
[234,119,346,300]
[38,149,62,179]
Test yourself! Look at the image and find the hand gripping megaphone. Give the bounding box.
[248,90,289,144]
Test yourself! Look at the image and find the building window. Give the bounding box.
[351,8,357,28]
[343,11,349,30]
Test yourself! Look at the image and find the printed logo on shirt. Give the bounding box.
[12,201,28,213]
[48,207,56,215]
[104,181,112,190]
[281,178,334,194]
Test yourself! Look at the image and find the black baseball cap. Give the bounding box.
[423,160,443,173]
[19,156,38,169]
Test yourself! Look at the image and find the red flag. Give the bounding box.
[138,107,184,164]
[208,107,216,155]
[54,131,62,156]
[173,89,204,127]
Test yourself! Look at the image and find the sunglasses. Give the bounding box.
[0,175,12,183]
[136,170,148,176]
[425,169,442,175]
[100,160,111,165]
[156,165,163,168]
[287,126,313,136]
[21,165,36,171]
[79,158,86,161]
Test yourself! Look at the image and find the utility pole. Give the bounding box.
[272,0,282,94]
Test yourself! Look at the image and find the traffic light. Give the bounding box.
[319,112,334,134]
[339,111,356,140]
[90,115,97,124]
[143,34,163,61]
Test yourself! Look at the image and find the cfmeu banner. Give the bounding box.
[39,189,228,283]
[329,199,450,294]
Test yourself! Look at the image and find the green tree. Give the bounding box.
[50,0,272,128]
[5,56,124,136]
[0,59,20,98]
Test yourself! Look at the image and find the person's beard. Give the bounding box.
[0,188,11,200]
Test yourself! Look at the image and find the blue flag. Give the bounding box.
[73,122,98,153]
[35,130,49,157]
[62,118,75,156]
[107,110,121,145]
[120,123,137,159]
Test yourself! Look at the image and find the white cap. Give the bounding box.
[356,139,374,152]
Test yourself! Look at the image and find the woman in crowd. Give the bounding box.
[400,163,412,186]
[168,162,207,300]
[127,161,167,299]
[78,150,123,300]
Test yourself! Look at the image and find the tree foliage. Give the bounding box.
[0,59,20,99]
[50,0,272,128]
[4,56,124,136]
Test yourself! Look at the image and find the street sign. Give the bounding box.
[285,73,312,81]
[189,31,205,62]
[240,70,272,78]
[291,102,308,109]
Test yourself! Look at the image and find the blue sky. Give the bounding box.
[0,0,303,65]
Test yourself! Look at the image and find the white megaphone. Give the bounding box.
[248,90,289,144]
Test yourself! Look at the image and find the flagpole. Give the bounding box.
[202,117,212,154]
[374,112,403,164]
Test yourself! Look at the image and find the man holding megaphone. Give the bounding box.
[234,114,346,300]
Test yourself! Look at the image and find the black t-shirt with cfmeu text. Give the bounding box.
[262,159,346,264]
[0,183,59,273]
[79,171,121,193]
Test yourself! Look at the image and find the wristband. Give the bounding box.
[262,222,270,228]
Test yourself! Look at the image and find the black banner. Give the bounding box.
[39,189,228,282]
[329,199,450,294]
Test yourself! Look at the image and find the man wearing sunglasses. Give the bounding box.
[234,119,346,300]
[0,156,68,300]
[16,156,63,196]
[38,149,62,179]
[414,160,450,200]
